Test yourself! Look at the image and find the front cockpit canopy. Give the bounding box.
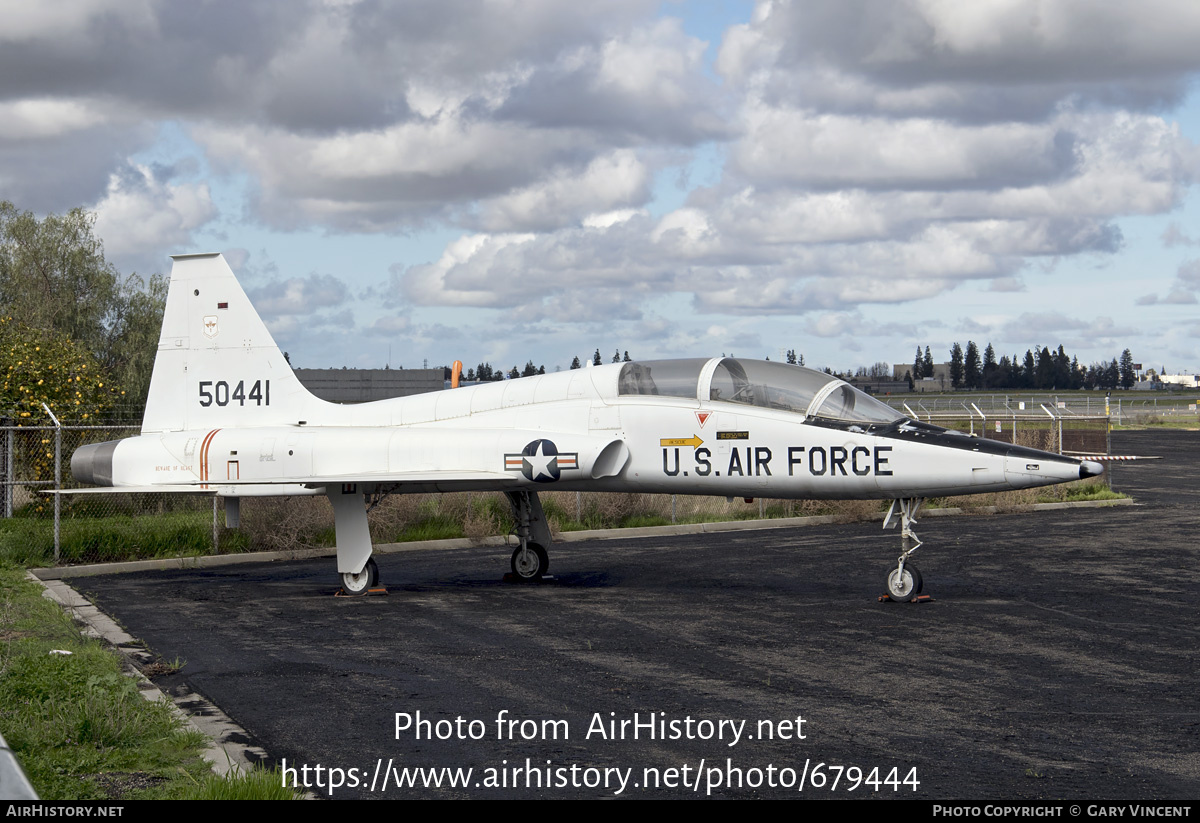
[618,358,902,427]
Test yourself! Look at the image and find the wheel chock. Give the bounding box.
[878,593,934,604]
[335,586,389,597]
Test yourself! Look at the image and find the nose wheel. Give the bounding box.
[886,563,922,602]
[882,497,928,602]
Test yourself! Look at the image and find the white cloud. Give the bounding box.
[475,150,651,231]
[0,99,106,140]
[91,164,216,271]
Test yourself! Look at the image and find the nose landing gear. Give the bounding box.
[883,497,927,603]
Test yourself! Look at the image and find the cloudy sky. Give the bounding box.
[5,0,1200,376]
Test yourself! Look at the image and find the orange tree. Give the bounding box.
[1,318,125,500]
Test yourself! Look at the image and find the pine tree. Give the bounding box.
[982,344,997,388]
[964,341,980,389]
[950,343,964,388]
[1119,349,1136,389]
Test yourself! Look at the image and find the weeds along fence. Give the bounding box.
[1,415,1113,568]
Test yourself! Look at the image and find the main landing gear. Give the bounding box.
[506,490,553,582]
[329,485,385,596]
[341,557,379,595]
[882,497,926,602]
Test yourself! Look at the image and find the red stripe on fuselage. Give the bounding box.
[199,429,220,488]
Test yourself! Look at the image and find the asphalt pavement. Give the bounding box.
[73,430,1199,799]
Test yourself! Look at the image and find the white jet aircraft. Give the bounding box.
[70,253,1103,600]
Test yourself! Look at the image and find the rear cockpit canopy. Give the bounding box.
[618,358,903,428]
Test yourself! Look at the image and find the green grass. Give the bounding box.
[1112,418,1200,430]
[0,565,299,800]
[176,765,304,800]
[387,513,466,542]
[0,511,250,567]
[0,565,204,798]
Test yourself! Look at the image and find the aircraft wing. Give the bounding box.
[200,469,520,491]
[50,471,519,495]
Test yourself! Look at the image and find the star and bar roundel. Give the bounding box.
[504,439,579,483]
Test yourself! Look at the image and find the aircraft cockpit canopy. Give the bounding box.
[618,358,903,428]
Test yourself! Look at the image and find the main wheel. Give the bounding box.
[886,563,922,602]
[511,543,549,581]
[341,557,379,595]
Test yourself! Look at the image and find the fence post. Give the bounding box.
[213,496,219,553]
[576,491,581,523]
[671,494,677,523]
[41,406,62,563]
[1,418,9,518]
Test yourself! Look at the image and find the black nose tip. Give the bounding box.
[1079,460,1104,479]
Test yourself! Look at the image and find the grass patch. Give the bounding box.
[0,565,209,799]
[0,509,250,568]
[387,513,466,542]
[1037,485,1127,503]
[0,565,295,800]
[176,765,304,800]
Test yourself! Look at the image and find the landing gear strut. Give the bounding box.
[505,490,553,581]
[883,497,926,602]
[330,485,382,596]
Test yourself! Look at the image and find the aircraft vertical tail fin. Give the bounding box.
[141,253,324,433]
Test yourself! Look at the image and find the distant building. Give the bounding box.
[848,379,910,395]
[892,362,951,391]
[294,368,444,403]
[1158,374,1200,389]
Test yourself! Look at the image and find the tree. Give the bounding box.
[569,356,581,370]
[0,318,122,424]
[622,351,631,362]
[592,349,602,366]
[982,344,997,388]
[612,349,621,363]
[521,360,538,377]
[964,341,980,389]
[922,346,934,378]
[0,201,166,408]
[1119,349,1136,389]
[913,346,923,383]
[0,202,119,351]
[1104,358,1120,390]
[1035,346,1054,389]
[949,343,964,388]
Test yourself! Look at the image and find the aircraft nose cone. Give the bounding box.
[1079,460,1104,479]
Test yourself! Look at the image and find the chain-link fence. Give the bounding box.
[885,393,1200,427]
[1,412,1114,568]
